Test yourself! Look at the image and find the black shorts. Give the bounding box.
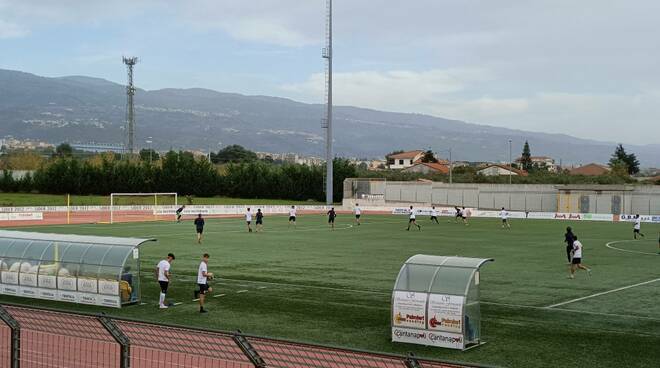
[256,219,263,225]
[634,229,640,233]
[409,218,416,223]
[571,257,582,265]
[196,227,204,234]
[246,221,251,225]
[430,216,437,220]
[461,215,467,219]
[328,217,335,223]
[355,214,361,219]
[455,214,461,218]
[159,281,169,293]
[502,219,508,223]
[198,283,210,294]
[289,216,296,222]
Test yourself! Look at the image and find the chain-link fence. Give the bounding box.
[0,304,489,368]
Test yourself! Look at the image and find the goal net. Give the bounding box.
[109,193,178,224]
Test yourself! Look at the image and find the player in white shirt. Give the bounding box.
[430,206,439,224]
[354,204,362,226]
[195,253,213,313]
[569,236,591,279]
[288,206,297,228]
[406,206,421,231]
[633,214,645,239]
[500,207,511,229]
[245,208,253,233]
[155,253,175,309]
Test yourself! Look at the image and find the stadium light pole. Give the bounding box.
[508,139,512,185]
[322,0,334,205]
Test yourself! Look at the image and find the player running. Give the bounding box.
[461,207,469,225]
[327,207,337,230]
[354,203,362,226]
[195,253,213,313]
[255,209,264,232]
[569,236,591,279]
[453,206,462,223]
[500,207,511,229]
[564,226,576,264]
[633,214,645,239]
[194,214,205,244]
[156,253,175,309]
[430,206,439,224]
[175,205,186,223]
[288,206,297,228]
[245,208,253,233]
[407,206,421,231]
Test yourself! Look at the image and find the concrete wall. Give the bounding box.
[344,179,660,215]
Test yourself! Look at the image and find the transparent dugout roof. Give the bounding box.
[0,230,155,279]
[394,255,494,295]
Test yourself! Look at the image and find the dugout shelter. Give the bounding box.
[392,255,493,350]
[0,230,154,308]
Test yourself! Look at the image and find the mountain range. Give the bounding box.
[0,68,658,167]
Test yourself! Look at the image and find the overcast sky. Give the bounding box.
[1,0,659,144]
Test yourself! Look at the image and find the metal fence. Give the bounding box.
[0,304,486,368]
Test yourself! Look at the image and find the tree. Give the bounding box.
[211,145,257,164]
[54,143,73,158]
[139,148,160,162]
[520,141,532,171]
[609,144,639,175]
[421,150,438,163]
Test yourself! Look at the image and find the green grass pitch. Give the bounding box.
[1,215,659,368]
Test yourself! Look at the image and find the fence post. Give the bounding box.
[98,316,130,368]
[0,305,20,368]
[404,352,422,368]
[233,330,266,368]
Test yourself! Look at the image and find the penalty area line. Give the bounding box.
[546,278,660,309]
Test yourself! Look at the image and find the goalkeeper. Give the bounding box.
[175,205,186,223]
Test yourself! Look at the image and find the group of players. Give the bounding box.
[156,252,214,313]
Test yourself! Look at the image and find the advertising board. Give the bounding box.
[392,291,427,329]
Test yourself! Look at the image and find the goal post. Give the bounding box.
[110,193,178,224]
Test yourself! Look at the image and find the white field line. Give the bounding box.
[605,240,660,256]
[236,290,248,294]
[546,278,660,309]
[213,293,227,298]
[482,301,660,322]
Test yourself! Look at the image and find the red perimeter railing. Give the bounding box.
[0,303,488,368]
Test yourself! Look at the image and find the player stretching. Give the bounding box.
[430,206,439,224]
[288,206,297,228]
[245,208,253,233]
[194,214,205,244]
[569,236,591,279]
[500,207,511,229]
[354,204,362,226]
[195,253,213,313]
[175,205,186,223]
[633,214,645,239]
[156,253,175,309]
[255,209,264,232]
[327,207,337,230]
[407,206,421,231]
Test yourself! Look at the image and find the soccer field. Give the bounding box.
[1,215,659,368]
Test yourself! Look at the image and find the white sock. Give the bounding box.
[159,293,165,305]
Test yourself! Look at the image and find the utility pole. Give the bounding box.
[449,148,453,184]
[321,0,334,205]
[123,56,139,155]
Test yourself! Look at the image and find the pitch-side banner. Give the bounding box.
[392,291,427,329]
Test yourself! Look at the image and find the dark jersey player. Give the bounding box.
[194,214,205,244]
[564,226,575,264]
[327,208,337,230]
[175,205,186,223]
[255,209,264,232]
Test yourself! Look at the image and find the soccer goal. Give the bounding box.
[110,193,178,224]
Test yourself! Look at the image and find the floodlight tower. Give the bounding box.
[321,0,334,205]
[123,56,139,154]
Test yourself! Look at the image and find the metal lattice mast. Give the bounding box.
[321,0,333,204]
[123,56,139,154]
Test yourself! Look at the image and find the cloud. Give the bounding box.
[281,68,492,109]
[0,20,28,39]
